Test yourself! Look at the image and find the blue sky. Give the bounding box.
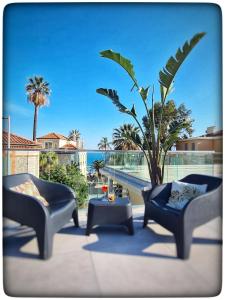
[3,3,222,149]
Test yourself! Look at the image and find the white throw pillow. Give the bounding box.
[167,181,207,210]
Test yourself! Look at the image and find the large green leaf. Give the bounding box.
[139,86,149,101]
[130,104,137,117]
[96,88,138,118]
[159,32,205,90]
[162,120,188,151]
[96,88,130,114]
[100,50,138,87]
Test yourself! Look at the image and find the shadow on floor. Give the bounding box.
[3,221,83,260]
[3,217,222,260]
[82,217,222,259]
[3,223,41,259]
[3,235,39,259]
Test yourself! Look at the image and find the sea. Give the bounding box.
[87,151,105,173]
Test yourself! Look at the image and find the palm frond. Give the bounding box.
[127,131,143,149]
[112,123,140,150]
[26,76,50,107]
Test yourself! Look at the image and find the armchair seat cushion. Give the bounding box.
[151,199,181,215]
[151,197,168,207]
[146,196,181,216]
[150,200,180,232]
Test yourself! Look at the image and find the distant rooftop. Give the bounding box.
[200,129,223,138]
[60,143,77,150]
[3,131,42,149]
[178,127,222,142]
[37,132,68,140]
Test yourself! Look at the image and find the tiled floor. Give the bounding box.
[3,206,222,297]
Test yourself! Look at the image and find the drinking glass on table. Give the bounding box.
[108,186,116,202]
[108,192,115,202]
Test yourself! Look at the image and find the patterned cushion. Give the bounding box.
[10,179,49,206]
[167,181,207,210]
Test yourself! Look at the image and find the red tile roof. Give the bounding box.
[37,132,68,140]
[59,143,77,149]
[3,131,42,149]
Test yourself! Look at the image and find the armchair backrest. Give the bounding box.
[3,173,35,190]
[180,174,222,192]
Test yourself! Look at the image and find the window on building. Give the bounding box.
[45,142,53,149]
[191,143,195,151]
[185,143,188,150]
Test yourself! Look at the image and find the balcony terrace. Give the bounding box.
[3,209,222,297]
[3,150,222,297]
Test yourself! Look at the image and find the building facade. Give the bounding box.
[3,131,42,177]
[176,126,222,152]
[37,132,87,177]
[37,132,71,149]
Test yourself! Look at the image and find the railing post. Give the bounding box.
[3,115,11,175]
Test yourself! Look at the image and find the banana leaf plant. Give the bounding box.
[96,32,205,188]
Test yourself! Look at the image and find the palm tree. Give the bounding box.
[98,137,111,150]
[113,124,140,150]
[68,129,80,142]
[26,76,50,141]
[92,160,105,179]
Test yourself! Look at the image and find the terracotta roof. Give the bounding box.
[37,132,68,140]
[59,143,77,150]
[3,131,42,149]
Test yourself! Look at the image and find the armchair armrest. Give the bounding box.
[150,183,172,201]
[142,183,172,204]
[33,177,76,204]
[3,187,49,228]
[181,185,222,227]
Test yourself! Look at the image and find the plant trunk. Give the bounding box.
[149,158,163,188]
[97,170,101,180]
[33,105,38,141]
[161,151,168,184]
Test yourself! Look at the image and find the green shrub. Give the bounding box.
[40,162,88,208]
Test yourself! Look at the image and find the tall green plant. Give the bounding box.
[143,100,194,180]
[97,32,205,187]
